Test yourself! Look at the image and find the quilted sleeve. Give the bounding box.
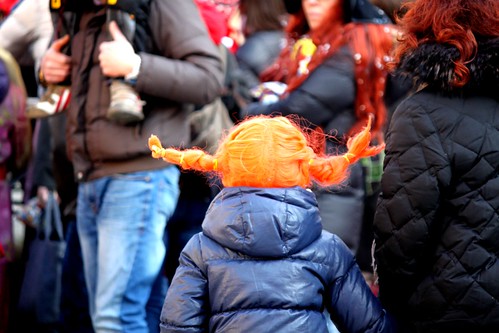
[373,97,450,315]
[160,234,209,333]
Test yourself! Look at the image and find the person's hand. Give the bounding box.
[99,21,140,78]
[40,35,71,84]
[36,186,60,209]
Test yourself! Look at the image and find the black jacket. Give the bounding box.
[161,187,394,333]
[373,38,499,332]
[244,46,409,143]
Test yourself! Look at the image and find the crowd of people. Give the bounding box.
[0,0,497,332]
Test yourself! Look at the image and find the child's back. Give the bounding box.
[161,186,393,333]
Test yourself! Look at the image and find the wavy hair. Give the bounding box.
[149,115,384,189]
[393,0,499,87]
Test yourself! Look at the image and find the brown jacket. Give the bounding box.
[67,0,224,181]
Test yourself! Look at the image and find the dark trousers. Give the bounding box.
[60,220,94,333]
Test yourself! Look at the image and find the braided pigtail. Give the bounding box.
[309,115,384,186]
[148,135,217,173]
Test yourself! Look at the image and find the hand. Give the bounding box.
[40,35,71,84]
[99,21,139,78]
[36,186,60,209]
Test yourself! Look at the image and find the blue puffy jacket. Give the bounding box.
[160,186,394,333]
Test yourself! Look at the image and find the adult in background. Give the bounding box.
[373,0,499,332]
[241,0,409,273]
[39,0,224,332]
[234,0,287,107]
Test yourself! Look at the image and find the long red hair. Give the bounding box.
[392,0,499,87]
[149,115,384,189]
[260,0,397,138]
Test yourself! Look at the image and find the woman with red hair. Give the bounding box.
[373,0,499,332]
[241,0,409,271]
[150,115,395,332]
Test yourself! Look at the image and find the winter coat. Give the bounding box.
[373,38,499,333]
[66,0,224,181]
[160,186,395,333]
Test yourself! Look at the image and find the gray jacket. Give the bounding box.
[0,0,53,68]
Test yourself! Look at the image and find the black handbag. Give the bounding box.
[17,192,66,324]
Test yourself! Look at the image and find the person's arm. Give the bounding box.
[242,53,355,127]
[0,0,53,67]
[160,234,209,333]
[373,97,450,315]
[326,235,396,333]
[135,0,224,106]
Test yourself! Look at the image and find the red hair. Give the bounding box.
[393,0,499,87]
[260,0,397,138]
[149,115,384,189]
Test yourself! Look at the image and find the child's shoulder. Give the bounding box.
[301,231,355,267]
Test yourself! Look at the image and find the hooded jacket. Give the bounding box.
[373,38,499,332]
[65,0,223,181]
[160,187,394,333]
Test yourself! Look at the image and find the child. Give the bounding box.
[149,115,395,333]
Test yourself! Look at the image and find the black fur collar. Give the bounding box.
[395,38,499,95]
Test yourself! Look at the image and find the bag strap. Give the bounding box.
[41,192,64,241]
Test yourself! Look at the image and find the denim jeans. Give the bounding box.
[77,166,180,333]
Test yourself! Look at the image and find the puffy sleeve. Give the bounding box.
[326,235,395,333]
[136,0,223,105]
[160,234,209,333]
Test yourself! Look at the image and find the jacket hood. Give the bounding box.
[202,187,322,258]
[396,38,499,95]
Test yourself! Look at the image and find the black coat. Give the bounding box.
[373,39,499,332]
[160,187,394,333]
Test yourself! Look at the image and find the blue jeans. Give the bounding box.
[77,167,180,333]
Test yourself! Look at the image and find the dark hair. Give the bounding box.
[393,0,499,87]
[239,0,287,36]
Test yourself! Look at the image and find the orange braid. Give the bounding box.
[149,115,384,188]
[148,136,216,172]
[309,115,384,186]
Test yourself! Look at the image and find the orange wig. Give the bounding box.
[149,115,383,189]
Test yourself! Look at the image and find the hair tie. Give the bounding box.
[213,159,218,171]
[343,153,355,163]
[179,153,184,165]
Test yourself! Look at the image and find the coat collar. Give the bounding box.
[395,38,499,96]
